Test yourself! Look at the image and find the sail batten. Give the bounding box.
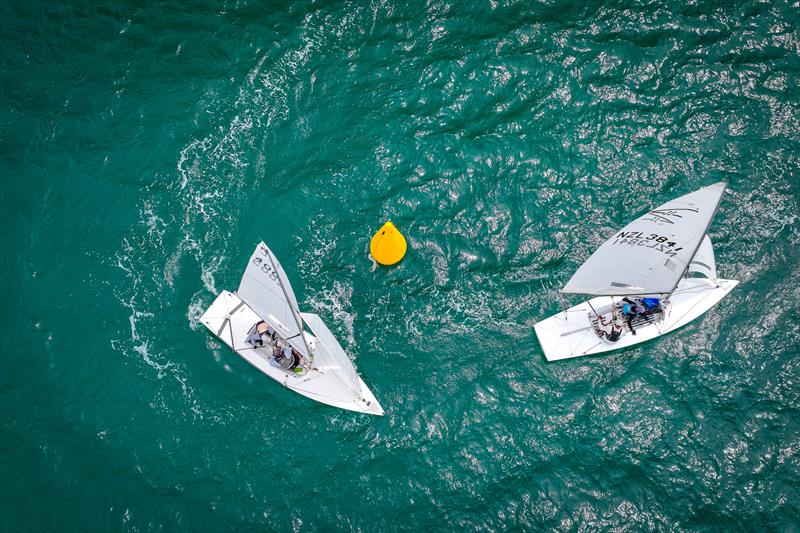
[562,182,727,296]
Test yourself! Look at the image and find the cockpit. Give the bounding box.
[245,320,309,375]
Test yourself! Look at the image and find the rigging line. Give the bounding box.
[236,345,260,352]
[581,341,603,355]
[667,286,721,327]
[557,290,570,319]
[285,382,366,404]
[576,325,594,348]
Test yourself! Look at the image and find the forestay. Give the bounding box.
[237,242,311,357]
[562,182,727,296]
[301,313,362,396]
[688,235,717,280]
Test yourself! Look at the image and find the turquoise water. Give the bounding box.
[2,0,799,530]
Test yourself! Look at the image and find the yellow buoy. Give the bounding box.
[370,221,407,266]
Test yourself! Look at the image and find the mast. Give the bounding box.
[265,247,314,361]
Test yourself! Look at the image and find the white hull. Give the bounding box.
[534,278,739,361]
[200,291,384,415]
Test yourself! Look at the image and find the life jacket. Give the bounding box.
[624,302,647,315]
[641,297,660,310]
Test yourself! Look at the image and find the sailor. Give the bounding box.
[287,347,301,370]
[621,298,647,335]
[273,345,288,367]
[604,308,625,342]
[273,345,300,371]
[247,321,274,347]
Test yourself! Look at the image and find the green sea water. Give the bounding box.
[2,0,799,530]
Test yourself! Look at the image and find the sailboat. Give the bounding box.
[200,241,384,415]
[534,182,739,362]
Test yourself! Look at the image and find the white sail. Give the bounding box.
[301,313,362,396]
[237,242,311,357]
[688,235,717,281]
[562,182,727,296]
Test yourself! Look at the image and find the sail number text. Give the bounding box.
[612,231,683,257]
[252,254,279,282]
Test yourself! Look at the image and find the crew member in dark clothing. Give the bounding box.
[621,298,647,335]
[600,308,626,342]
[275,345,302,371]
[605,321,623,342]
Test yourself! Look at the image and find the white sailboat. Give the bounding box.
[200,242,384,415]
[534,182,739,362]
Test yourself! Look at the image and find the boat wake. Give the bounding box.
[108,19,360,415]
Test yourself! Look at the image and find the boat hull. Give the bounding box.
[534,278,739,361]
[200,291,384,415]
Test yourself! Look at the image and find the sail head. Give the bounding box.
[562,182,727,296]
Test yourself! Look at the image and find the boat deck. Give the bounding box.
[200,291,384,415]
[534,278,739,361]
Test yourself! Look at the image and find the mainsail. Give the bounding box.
[562,182,727,296]
[301,313,363,396]
[237,242,312,358]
